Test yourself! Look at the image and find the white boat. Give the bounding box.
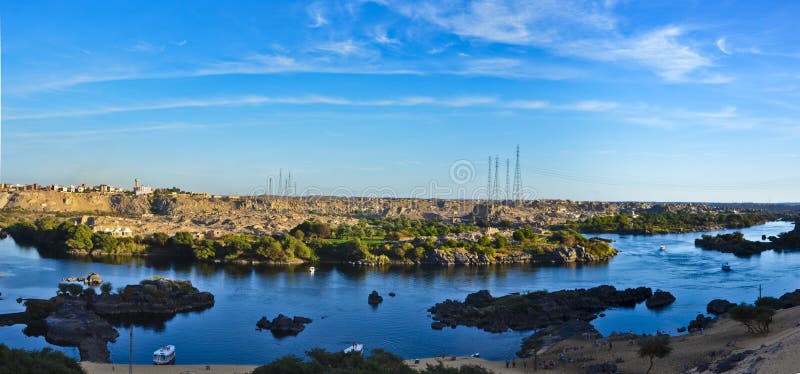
[659,245,666,251]
[344,343,363,354]
[722,263,732,272]
[153,345,175,365]
[309,266,316,273]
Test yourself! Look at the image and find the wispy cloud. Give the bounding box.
[10,123,209,139]
[716,37,731,55]
[6,94,623,120]
[307,2,328,28]
[128,41,163,53]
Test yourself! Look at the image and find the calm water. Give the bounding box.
[1,221,798,365]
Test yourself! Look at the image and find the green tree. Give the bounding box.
[64,224,93,250]
[91,233,118,252]
[0,343,85,374]
[730,303,775,334]
[638,335,672,374]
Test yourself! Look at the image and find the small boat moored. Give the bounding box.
[309,266,316,273]
[153,345,176,365]
[721,263,732,272]
[659,245,666,251]
[344,343,363,354]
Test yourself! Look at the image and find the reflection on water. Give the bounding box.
[0,221,798,364]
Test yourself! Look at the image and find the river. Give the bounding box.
[0,221,798,364]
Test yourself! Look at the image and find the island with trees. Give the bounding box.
[694,220,800,256]
[558,210,770,235]
[2,217,618,266]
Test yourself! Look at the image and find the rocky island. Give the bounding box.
[427,285,660,356]
[0,277,214,362]
[695,220,800,256]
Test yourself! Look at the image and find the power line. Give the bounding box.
[513,145,522,204]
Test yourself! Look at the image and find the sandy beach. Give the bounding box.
[81,363,258,374]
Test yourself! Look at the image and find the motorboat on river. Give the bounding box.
[153,345,176,365]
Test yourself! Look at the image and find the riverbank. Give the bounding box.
[81,363,257,374]
[407,305,800,373]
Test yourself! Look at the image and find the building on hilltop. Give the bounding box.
[134,178,153,196]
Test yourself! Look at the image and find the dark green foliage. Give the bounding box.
[251,348,493,374]
[729,303,775,334]
[292,221,332,239]
[0,343,85,374]
[638,335,672,374]
[561,211,768,235]
[100,282,113,295]
[755,297,783,310]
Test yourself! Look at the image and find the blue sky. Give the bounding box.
[1,0,799,202]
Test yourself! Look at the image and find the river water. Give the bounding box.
[1,221,798,365]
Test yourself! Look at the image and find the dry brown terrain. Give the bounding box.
[0,191,708,237]
[406,306,800,373]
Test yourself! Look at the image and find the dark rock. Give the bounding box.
[645,290,676,309]
[256,316,271,330]
[712,350,752,373]
[430,285,653,340]
[584,363,618,374]
[388,292,396,297]
[368,290,383,306]
[778,289,800,308]
[688,314,714,332]
[707,299,735,315]
[85,272,103,286]
[431,321,446,330]
[45,299,119,363]
[518,319,599,357]
[677,326,687,333]
[269,314,306,336]
[257,314,312,336]
[464,290,493,308]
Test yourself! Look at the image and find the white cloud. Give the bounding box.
[374,29,401,45]
[128,41,163,53]
[6,94,623,120]
[314,40,369,57]
[716,37,731,55]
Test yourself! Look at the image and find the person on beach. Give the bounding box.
[512,358,516,368]
[505,359,510,368]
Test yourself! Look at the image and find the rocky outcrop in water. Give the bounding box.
[695,221,800,256]
[429,285,653,345]
[45,299,119,362]
[256,314,312,337]
[707,299,735,315]
[420,245,615,266]
[0,278,214,363]
[645,290,676,309]
[688,314,715,332]
[517,319,600,357]
[368,291,383,306]
[90,278,214,321]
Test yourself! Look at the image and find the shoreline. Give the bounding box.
[81,363,258,374]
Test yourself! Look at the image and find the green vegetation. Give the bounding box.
[0,343,85,374]
[637,335,672,374]
[5,218,615,265]
[252,348,493,374]
[559,211,769,235]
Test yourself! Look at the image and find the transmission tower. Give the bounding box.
[278,169,283,196]
[513,145,522,204]
[493,156,499,202]
[487,156,492,201]
[505,158,510,203]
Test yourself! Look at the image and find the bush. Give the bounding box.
[0,343,85,374]
[755,297,783,310]
[100,282,113,295]
[729,303,775,334]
